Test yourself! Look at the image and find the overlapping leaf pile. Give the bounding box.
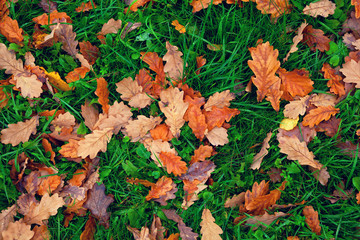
[1,0,360,239]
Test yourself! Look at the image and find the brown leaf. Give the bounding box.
[135,68,152,94]
[0,204,17,238]
[31,224,50,240]
[143,139,177,165]
[79,41,99,65]
[116,76,152,109]
[187,104,207,140]
[126,0,152,12]
[336,140,360,158]
[267,168,282,183]
[75,1,96,12]
[55,24,78,57]
[204,90,235,111]
[182,180,207,209]
[124,115,162,142]
[84,184,114,229]
[37,168,62,196]
[59,139,80,158]
[163,41,184,81]
[278,136,322,170]
[32,10,72,25]
[303,206,321,235]
[99,18,122,35]
[200,209,223,239]
[356,191,360,204]
[81,99,99,131]
[0,15,23,44]
[190,0,223,13]
[0,42,27,77]
[278,68,314,101]
[38,0,57,13]
[127,226,150,240]
[51,112,76,129]
[68,169,86,186]
[311,166,330,186]
[16,74,43,98]
[95,77,110,114]
[224,192,245,208]
[248,41,281,104]
[245,212,287,230]
[340,59,360,88]
[65,66,90,83]
[77,128,113,159]
[162,209,198,240]
[42,138,55,165]
[180,160,215,182]
[140,51,165,78]
[1,116,38,146]
[352,0,360,18]
[255,0,292,18]
[149,215,165,240]
[309,93,337,107]
[145,176,175,201]
[126,178,155,187]
[159,87,189,138]
[250,131,272,170]
[322,63,345,97]
[159,151,188,176]
[283,95,310,119]
[303,106,339,128]
[150,124,174,141]
[284,21,308,62]
[205,127,229,146]
[302,25,330,52]
[205,106,240,131]
[190,145,213,165]
[1,220,34,240]
[196,56,206,75]
[315,116,341,137]
[24,193,65,225]
[303,0,336,17]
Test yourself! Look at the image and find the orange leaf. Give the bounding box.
[356,191,360,204]
[245,180,270,206]
[126,178,155,187]
[303,106,339,128]
[322,63,345,96]
[172,20,186,34]
[37,168,62,196]
[196,56,206,75]
[75,1,96,12]
[150,124,174,141]
[140,52,165,77]
[68,169,86,186]
[184,95,205,121]
[190,0,223,13]
[159,151,188,176]
[187,105,207,140]
[255,0,292,18]
[59,139,80,158]
[190,145,213,164]
[351,0,360,18]
[32,10,72,25]
[42,138,55,165]
[135,68,152,94]
[277,68,314,101]
[80,216,96,240]
[95,77,109,114]
[65,66,90,83]
[265,79,282,111]
[302,25,330,52]
[128,0,151,11]
[204,90,235,111]
[303,206,321,235]
[248,41,281,102]
[0,15,24,44]
[204,106,240,131]
[79,41,99,65]
[0,0,9,19]
[145,176,174,201]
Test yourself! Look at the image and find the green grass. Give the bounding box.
[1,0,360,239]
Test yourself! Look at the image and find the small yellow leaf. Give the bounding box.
[280,117,299,130]
[42,67,73,91]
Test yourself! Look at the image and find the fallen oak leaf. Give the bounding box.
[1,116,38,146]
[284,21,308,62]
[190,145,213,165]
[302,105,339,128]
[32,10,72,25]
[278,68,314,101]
[0,204,17,236]
[172,20,186,34]
[224,192,245,208]
[303,0,336,18]
[283,95,310,119]
[303,206,321,235]
[75,1,96,12]
[245,212,288,230]
[38,0,57,13]
[205,127,229,146]
[77,128,113,159]
[150,123,174,142]
[145,176,177,203]
[204,106,240,131]
[250,131,272,170]
[163,41,185,81]
[0,15,24,44]
[200,209,223,240]
[204,90,235,111]
[1,220,34,240]
[340,59,360,88]
[162,209,198,240]
[302,25,330,52]
[322,63,345,97]
[80,216,96,240]
[255,0,292,18]
[95,77,109,114]
[159,151,188,176]
[190,0,223,13]
[124,115,162,142]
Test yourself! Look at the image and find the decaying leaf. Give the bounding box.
[124,115,162,142]
[250,131,272,170]
[75,1,96,12]
[225,192,245,208]
[255,0,292,18]
[303,206,321,235]
[146,176,178,205]
[190,145,213,165]
[284,21,308,62]
[200,209,223,240]
[99,18,122,35]
[0,15,24,44]
[322,63,345,96]
[162,209,199,240]
[283,95,310,119]
[245,212,287,230]
[1,220,34,240]
[302,25,330,52]
[303,0,336,18]
[1,116,38,146]
[95,77,110,114]
[163,41,185,81]
[172,20,186,34]
[190,0,223,13]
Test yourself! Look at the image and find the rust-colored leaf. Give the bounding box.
[224,192,245,208]
[77,128,113,159]
[172,20,186,34]
[159,151,188,176]
[351,0,360,18]
[42,138,55,165]
[322,63,345,97]
[278,68,314,101]
[284,21,308,62]
[302,25,330,52]
[187,105,207,140]
[315,116,341,137]
[124,115,162,142]
[190,0,223,13]
[190,145,213,165]
[68,169,86,187]
[59,139,80,158]
[126,178,155,187]
[65,67,90,83]
[140,52,166,78]
[0,15,24,44]
[146,176,175,201]
[1,220,34,240]
[32,10,72,25]
[255,0,292,18]
[204,106,240,131]
[245,212,287,230]
[196,56,206,75]
[150,123,174,141]
[303,105,339,128]
[204,90,235,111]
[95,77,109,114]
[79,41,99,65]
[80,216,96,240]
[163,41,185,81]
[303,206,321,235]
[75,1,96,12]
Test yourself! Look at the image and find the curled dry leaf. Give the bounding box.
[303,0,336,18]
[200,209,223,240]
[250,131,272,170]
[278,68,314,101]
[55,24,78,57]
[278,136,323,170]
[322,63,345,97]
[1,116,38,146]
[81,99,99,131]
[284,21,308,62]
[303,206,321,235]
[145,176,177,202]
[204,106,240,131]
[79,41,99,65]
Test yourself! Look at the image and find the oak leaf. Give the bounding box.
[278,68,314,101]
[316,116,341,137]
[162,209,199,240]
[31,224,50,240]
[309,93,337,107]
[255,0,292,18]
[250,131,272,170]
[205,127,229,146]
[182,180,207,208]
[135,68,152,94]
[283,95,310,119]
[340,59,360,88]
[322,63,345,96]
[284,21,308,62]
[187,104,207,140]
[116,76,152,109]
[172,20,186,34]
[277,122,316,143]
[303,0,336,17]
[127,178,155,187]
[0,15,24,44]
[59,139,80,158]
[204,90,235,111]
[248,41,281,103]
[15,74,43,98]
[159,151,188,176]
[143,139,177,165]
[150,123,174,141]
[32,10,72,25]
[38,0,57,13]
[302,105,339,128]
[1,116,38,146]
[180,160,215,182]
[140,52,165,77]
[311,166,330,186]
[145,176,175,201]
[302,25,330,52]
[224,192,245,208]
[0,204,17,238]
[99,18,122,35]
[77,128,113,159]
[159,87,189,138]
[190,145,213,164]
[75,1,96,12]
[267,168,282,183]
[163,41,184,81]
[200,209,223,240]
[81,99,99,131]
[1,220,34,240]
[352,0,360,18]
[84,183,114,228]
[190,0,223,13]
[37,168,62,195]
[0,42,27,76]
[79,41,99,65]
[278,136,322,170]
[245,212,287,230]
[80,216,96,240]
[95,77,110,114]
[65,66,90,83]
[55,24,78,57]
[51,112,76,128]
[24,193,65,225]
[356,191,360,204]
[303,206,321,235]
[68,169,86,186]
[124,116,162,142]
[204,106,240,131]
[196,56,206,75]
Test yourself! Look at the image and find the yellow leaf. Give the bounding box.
[280,117,299,130]
[42,67,73,91]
